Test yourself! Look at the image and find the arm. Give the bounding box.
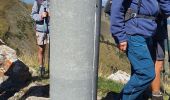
[31,1,43,21]
[158,0,170,17]
[110,0,127,44]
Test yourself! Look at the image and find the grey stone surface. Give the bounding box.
[50,0,101,100]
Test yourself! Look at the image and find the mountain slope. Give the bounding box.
[98,10,130,77]
[0,0,36,55]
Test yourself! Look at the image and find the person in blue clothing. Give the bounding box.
[31,0,49,77]
[110,0,170,100]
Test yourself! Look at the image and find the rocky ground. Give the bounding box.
[8,67,50,100]
[0,60,49,99]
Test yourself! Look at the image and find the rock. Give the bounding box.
[0,45,18,78]
[107,70,130,84]
[29,67,38,77]
[0,44,32,99]
[26,96,50,100]
[3,60,31,82]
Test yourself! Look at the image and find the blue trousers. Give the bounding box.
[120,35,155,100]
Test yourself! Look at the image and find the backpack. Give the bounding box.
[36,0,42,13]
[33,0,42,31]
[104,0,142,18]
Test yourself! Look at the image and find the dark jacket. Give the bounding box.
[110,0,170,44]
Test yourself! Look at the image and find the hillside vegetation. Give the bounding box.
[0,0,36,55]
[97,10,131,98]
[98,11,130,78]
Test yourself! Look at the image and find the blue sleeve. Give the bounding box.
[110,0,127,44]
[159,0,170,16]
[31,1,43,21]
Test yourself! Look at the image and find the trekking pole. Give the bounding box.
[45,8,50,77]
[47,34,50,77]
[44,6,50,77]
[44,0,50,77]
[41,7,48,77]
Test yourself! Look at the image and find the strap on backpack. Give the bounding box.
[104,0,156,21]
[36,0,42,14]
[125,0,156,21]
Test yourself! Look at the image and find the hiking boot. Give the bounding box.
[151,93,163,100]
[151,95,163,100]
[39,67,45,77]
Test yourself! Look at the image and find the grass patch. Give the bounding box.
[19,53,49,68]
[19,53,39,68]
[98,42,130,77]
[98,77,124,97]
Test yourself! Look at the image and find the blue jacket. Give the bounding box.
[110,0,170,44]
[31,0,49,33]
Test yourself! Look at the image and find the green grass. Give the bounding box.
[97,77,170,100]
[98,77,124,97]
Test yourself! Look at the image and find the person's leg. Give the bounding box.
[151,61,163,100]
[38,45,46,77]
[151,61,163,92]
[36,31,47,76]
[121,35,155,100]
[38,45,46,68]
[151,39,165,100]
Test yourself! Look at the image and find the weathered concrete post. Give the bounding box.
[50,0,101,100]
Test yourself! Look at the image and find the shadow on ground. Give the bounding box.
[101,91,120,100]
[0,60,31,99]
[20,84,49,99]
[31,75,49,82]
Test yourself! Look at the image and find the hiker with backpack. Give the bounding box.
[110,0,170,99]
[31,0,49,77]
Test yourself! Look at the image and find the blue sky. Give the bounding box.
[102,0,107,7]
[22,0,34,4]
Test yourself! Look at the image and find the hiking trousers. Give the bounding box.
[121,35,155,100]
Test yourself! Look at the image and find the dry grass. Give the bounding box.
[19,52,49,69]
[98,12,131,78]
[0,17,9,38]
[98,42,130,77]
[0,0,12,38]
[25,4,33,12]
[19,53,38,68]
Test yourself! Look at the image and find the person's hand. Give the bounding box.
[41,12,48,18]
[118,41,127,52]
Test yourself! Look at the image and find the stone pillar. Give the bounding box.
[50,0,101,100]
